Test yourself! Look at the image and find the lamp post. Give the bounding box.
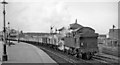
[1,0,8,61]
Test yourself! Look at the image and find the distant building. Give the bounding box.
[106,29,120,46]
[98,34,106,44]
[109,29,120,40]
[106,38,117,46]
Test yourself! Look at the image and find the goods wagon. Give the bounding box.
[42,37,48,44]
[64,27,99,59]
[48,35,62,49]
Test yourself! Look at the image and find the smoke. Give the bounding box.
[6,0,71,32]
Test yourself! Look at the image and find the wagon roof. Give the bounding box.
[74,33,98,38]
[24,32,57,36]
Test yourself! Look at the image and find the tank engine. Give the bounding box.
[63,27,98,59]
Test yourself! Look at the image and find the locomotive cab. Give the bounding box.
[75,33,99,59]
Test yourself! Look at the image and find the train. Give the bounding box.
[63,27,99,59]
[10,27,99,60]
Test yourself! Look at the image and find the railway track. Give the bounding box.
[34,44,114,65]
[37,45,77,64]
[94,55,116,60]
[19,41,118,65]
[93,55,119,63]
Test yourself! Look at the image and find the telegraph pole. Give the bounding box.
[1,0,8,61]
[112,25,115,47]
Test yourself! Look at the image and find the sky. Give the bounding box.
[0,0,119,34]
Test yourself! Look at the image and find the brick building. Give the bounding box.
[107,29,120,46]
[109,29,120,40]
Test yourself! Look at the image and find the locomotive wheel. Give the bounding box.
[81,53,86,59]
[71,52,74,56]
[68,50,71,55]
[71,48,75,56]
[74,54,78,58]
[67,50,70,55]
[77,53,82,58]
[64,49,67,53]
[86,54,91,60]
[69,49,72,55]
[76,53,80,58]
[66,50,69,55]
[83,53,92,60]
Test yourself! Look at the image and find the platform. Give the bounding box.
[1,41,57,64]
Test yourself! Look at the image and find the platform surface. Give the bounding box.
[1,41,57,64]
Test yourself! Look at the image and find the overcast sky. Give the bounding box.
[0,0,119,34]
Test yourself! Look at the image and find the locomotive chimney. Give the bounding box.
[75,19,77,24]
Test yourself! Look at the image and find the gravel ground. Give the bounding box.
[34,44,115,65]
[98,44,120,57]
